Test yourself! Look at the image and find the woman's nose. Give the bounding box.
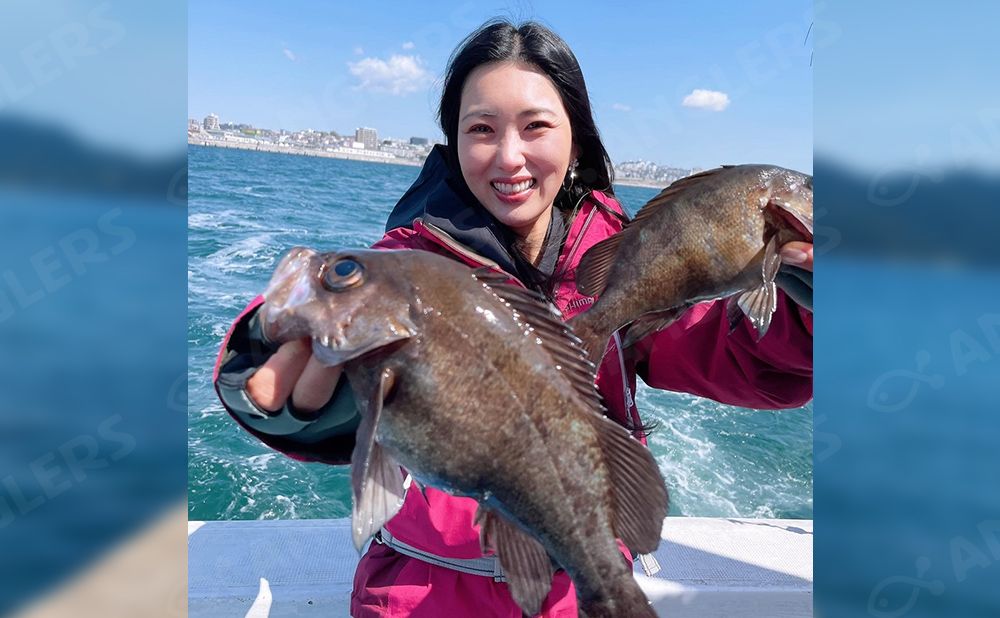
[495,132,526,170]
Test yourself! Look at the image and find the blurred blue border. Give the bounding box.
[0,1,187,612]
[814,2,1000,616]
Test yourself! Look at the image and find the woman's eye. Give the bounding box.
[526,121,549,130]
[468,125,492,134]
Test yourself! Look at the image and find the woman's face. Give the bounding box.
[457,61,577,244]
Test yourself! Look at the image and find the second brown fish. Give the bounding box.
[570,164,813,362]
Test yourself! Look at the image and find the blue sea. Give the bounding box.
[187,144,813,522]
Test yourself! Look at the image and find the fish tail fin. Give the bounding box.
[578,577,657,618]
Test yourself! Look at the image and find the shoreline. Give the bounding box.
[188,138,423,168]
[613,177,667,190]
[188,138,667,188]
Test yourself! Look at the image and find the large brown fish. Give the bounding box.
[571,164,813,362]
[257,247,668,618]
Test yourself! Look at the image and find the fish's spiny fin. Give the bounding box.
[631,167,723,225]
[476,507,554,616]
[472,269,603,411]
[620,307,686,349]
[737,236,781,340]
[575,232,624,297]
[587,414,669,554]
[350,367,405,552]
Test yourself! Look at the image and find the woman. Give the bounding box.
[214,19,813,617]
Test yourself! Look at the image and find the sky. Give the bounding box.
[189,0,814,172]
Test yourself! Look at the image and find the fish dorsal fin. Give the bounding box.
[576,232,624,297]
[350,367,406,551]
[476,507,554,616]
[575,168,724,298]
[472,269,602,410]
[587,414,669,554]
[630,167,722,226]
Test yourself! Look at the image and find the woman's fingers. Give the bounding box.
[291,356,344,413]
[779,241,813,272]
[246,338,311,412]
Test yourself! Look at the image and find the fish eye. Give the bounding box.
[322,257,364,291]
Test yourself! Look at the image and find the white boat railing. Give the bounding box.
[188,517,812,617]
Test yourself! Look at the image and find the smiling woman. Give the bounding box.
[213,17,813,618]
[456,61,578,262]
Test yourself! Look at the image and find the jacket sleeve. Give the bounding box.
[631,290,813,409]
[213,296,361,464]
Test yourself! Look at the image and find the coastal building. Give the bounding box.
[355,127,378,151]
[409,137,428,146]
[203,114,220,131]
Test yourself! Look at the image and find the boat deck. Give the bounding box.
[188,517,812,617]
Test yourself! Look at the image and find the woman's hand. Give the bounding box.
[779,241,813,272]
[776,241,813,311]
[246,337,343,413]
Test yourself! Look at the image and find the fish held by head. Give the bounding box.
[257,247,667,617]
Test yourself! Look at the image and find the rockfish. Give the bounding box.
[571,165,813,362]
[258,247,669,618]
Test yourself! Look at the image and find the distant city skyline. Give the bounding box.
[190,1,813,173]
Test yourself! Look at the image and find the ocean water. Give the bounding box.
[187,144,813,522]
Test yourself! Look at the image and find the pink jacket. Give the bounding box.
[215,190,813,617]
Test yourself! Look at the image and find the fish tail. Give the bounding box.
[578,576,657,618]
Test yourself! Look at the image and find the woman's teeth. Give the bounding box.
[491,179,535,194]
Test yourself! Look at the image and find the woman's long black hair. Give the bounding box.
[438,19,619,296]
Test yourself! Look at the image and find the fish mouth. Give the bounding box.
[310,332,413,366]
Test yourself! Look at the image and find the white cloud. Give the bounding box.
[682,89,730,111]
[353,46,364,56]
[347,54,432,95]
[402,41,415,50]
[612,102,631,112]
[282,47,297,62]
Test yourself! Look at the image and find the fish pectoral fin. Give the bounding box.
[737,236,781,340]
[590,414,669,555]
[620,307,685,349]
[350,367,406,552]
[476,507,554,616]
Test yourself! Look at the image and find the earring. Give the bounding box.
[563,159,579,191]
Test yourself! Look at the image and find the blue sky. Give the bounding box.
[189,0,813,172]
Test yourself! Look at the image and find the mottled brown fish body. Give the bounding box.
[258,247,667,617]
[572,165,812,361]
